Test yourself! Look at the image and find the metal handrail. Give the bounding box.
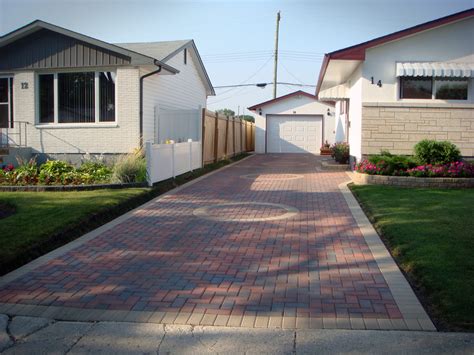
[0,121,30,148]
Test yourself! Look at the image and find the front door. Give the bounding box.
[0,78,13,128]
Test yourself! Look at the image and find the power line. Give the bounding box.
[214,82,316,89]
[208,56,273,97]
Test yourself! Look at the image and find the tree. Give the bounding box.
[237,115,255,123]
[216,108,235,117]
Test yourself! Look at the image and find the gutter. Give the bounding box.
[139,60,162,146]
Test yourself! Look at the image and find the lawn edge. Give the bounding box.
[348,183,473,332]
[0,153,254,280]
[338,180,436,332]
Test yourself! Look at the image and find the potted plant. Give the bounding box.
[331,142,350,164]
[320,140,332,155]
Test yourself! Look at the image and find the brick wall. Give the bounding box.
[361,104,474,157]
[12,67,140,156]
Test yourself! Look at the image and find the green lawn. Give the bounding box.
[0,188,150,273]
[350,185,474,331]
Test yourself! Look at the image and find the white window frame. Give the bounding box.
[36,69,117,127]
[0,75,13,128]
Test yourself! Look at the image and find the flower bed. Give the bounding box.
[352,141,474,188]
[0,150,147,189]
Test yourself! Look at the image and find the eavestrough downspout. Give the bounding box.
[139,60,162,146]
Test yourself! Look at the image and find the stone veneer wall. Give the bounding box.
[361,104,474,157]
[352,172,474,189]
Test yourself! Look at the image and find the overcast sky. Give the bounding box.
[0,0,472,115]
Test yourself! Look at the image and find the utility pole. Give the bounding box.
[273,11,281,99]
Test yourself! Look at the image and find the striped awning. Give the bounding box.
[396,62,473,77]
[318,84,349,100]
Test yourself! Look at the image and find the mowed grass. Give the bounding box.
[0,189,149,271]
[350,185,474,331]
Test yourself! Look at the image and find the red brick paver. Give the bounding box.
[0,155,403,321]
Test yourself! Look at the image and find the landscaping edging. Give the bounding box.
[352,171,474,188]
[0,182,147,192]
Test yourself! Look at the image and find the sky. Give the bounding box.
[0,0,472,115]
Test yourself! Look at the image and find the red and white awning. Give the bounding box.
[396,62,473,77]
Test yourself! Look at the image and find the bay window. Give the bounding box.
[38,71,116,124]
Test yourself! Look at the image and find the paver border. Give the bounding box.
[338,180,436,332]
[0,154,255,288]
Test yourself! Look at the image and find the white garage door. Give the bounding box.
[267,115,323,153]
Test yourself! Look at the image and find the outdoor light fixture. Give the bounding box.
[258,109,262,115]
[327,108,331,116]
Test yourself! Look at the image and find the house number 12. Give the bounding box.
[21,82,29,89]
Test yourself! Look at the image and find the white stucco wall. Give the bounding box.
[251,95,335,153]
[141,48,208,143]
[362,17,474,103]
[10,67,140,156]
[347,65,364,160]
[334,101,347,143]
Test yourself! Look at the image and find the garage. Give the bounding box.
[248,90,335,154]
[266,115,323,153]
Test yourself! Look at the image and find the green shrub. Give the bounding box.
[39,160,75,185]
[78,161,112,183]
[331,142,350,164]
[367,153,417,175]
[112,152,147,183]
[11,159,39,185]
[414,140,461,165]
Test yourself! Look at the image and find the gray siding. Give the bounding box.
[0,29,131,70]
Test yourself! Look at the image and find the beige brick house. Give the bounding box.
[315,8,474,162]
[0,20,214,164]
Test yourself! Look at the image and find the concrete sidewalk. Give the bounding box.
[1,314,473,354]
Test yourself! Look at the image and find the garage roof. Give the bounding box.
[248,90,319,111]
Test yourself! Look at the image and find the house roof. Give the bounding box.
[315,8,474,97]
[248,90,319,111]
[0,20,179,73]
[118,40,215,96]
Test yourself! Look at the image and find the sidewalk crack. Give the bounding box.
[156,324,166,354]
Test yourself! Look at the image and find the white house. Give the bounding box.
[316,8,474,162]
[0,20,214,164]
[248,91,335,154]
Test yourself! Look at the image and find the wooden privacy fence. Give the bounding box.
[202,109,255,164]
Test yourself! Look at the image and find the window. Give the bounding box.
[38,71,116,124]
[400,77,432,99]
[400,77,468,100]
[39,74,54,123]
[435,79,468,100]
[99,72,115,122]
[58,72,95,123]
[0,77,13,129]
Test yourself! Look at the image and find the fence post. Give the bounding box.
[213,112,219,163]
[145,141,153,187]
[188,139,193,171]
[171,142,176,178]
[224,116,229,158]
[232,118,236,157]
[201,108,206,166]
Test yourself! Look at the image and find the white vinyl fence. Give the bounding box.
[145,140,202,186]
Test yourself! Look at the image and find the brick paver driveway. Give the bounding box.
[0,154,431,329]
